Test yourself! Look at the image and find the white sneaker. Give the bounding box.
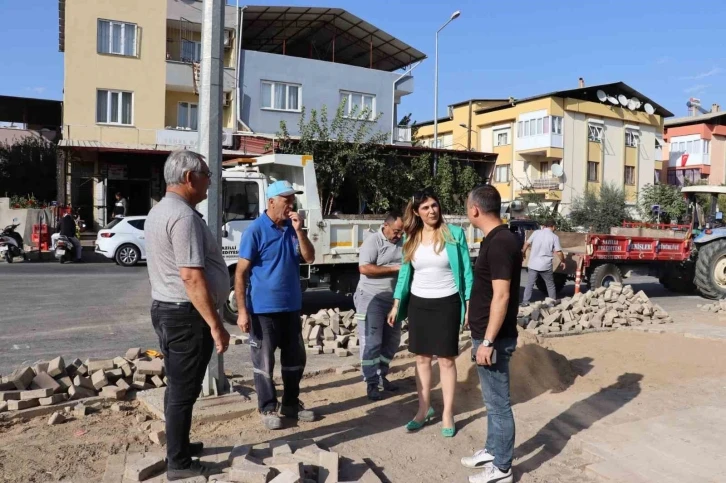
[461,449,495,469]
[468,463,513,483]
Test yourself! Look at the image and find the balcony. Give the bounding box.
[166,61,236,93]
[517,177,562,201]
[394,126,412,145]
[516,133,564,158]
[669,151,710,168]
[530,178,561,190]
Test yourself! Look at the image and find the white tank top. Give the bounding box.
[410,242,458,298]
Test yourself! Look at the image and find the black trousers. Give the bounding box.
[150,301,214,470]
[250,311,306,412]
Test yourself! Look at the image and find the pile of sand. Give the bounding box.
[457,331,576,405]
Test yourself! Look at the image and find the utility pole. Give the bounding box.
[197,0,228,397]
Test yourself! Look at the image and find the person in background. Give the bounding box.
[461,184,522,483]
[145,150,231,480]
[113,192,128,219]
[387,188,473,438]
[520,218,565,306]
[57,212,82,262]
[354,211,404,401]
[234,180,317,430]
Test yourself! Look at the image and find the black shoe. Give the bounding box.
[75,259,84,263]
[167,460,213,481]
[380,376,399,392]
[367,383,382,401]
[280,401,316,422]
[189,442,204,456]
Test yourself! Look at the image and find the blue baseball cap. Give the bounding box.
[266,180,303,199]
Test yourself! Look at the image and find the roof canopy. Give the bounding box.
[240,6,426,72]
[0,95,62,127]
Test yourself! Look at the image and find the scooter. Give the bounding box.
[0,218,28,263]
[54,235,76,264]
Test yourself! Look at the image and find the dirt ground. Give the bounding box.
[2,330,726,483]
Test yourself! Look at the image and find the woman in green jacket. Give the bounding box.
[387,189,474,437]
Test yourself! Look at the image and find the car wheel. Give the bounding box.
[116,244,141,267]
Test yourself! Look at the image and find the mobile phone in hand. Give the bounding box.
[471,346,497,365]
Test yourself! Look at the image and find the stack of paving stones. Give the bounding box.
[517,283,674,336]
[122,439,383,482]
[0,348,167,415]
[697,300,726,314]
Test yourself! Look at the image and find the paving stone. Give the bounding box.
[69,384,96,400]
[9,399,39,410]
[136,359,164,376]
[306,347,322,355]
[91,370,109,390]
[105,368,124,380]
[132,372,148,389]
[543,313,561,326]
[335,348,350,357]
[309,325,322,341]
[48,411,66,425]
[335,366,356,375]
[32,362,50,376]
[47,356,66,377]
[125,348,143,360]
[116,379,131,391]
[74,403,88,417]
[124,454,166,481]
[0,390,22,401]
[271,471,302,483]
[358,469,383,483]
[0,401,7,413]
[228,461,273,483]
[322,347,335,355]
[228,443,253,467]
[9,366,35,390]
[39,393,69,406]
[151,375,165,388]
[119,363,133,378]
[56,376,73,392]
[318,451,339,483]
[86,359,115,372]
[271,441,294,456]
[74,375,96,391]
[21,387,54,400]
[323,327,335,341]
[76,364,88,376]
[100,386,127,400]
[149,429,167,446]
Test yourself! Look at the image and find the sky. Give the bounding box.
[1,0,725,123]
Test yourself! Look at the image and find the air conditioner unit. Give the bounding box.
[222,92,232,107]
[222,131,234,147]
[223,30,233,49]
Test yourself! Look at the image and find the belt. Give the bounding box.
[153,300,196,311]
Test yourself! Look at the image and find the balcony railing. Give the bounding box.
[394,125,412,144]
[530,178,560,190]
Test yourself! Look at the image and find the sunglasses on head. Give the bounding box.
[412,187,435,202]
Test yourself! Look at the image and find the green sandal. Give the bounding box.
[405,407,435,432]
[441,425,456,438]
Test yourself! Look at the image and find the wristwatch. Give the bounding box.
[482,339,493,347]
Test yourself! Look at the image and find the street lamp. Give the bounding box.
[459,123,477,151]
[433,10,460,172]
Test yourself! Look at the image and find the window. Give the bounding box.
[96,89,133,125]
[679,142,685,152]
[494,164,510,183]
[625,130,639,147]
[261,81,301,111]
[536,118,543,135]
[624,166,636,185]
[587,161,599,182]
[588,124,603,142]
[517,121,522,137]
[224,181,260,221]
[686,140,693,153]
[97,20,136,56]
[181,39,202,63]
[654,169,661,184]
[705,140,711,154]
[551,116,563,135]
[177,102,198,130]
[340,91,376,120]
[127,219,145,231]
[495,131,509,146]
[668,170,677,185]
[524,120,530,136]
[539,162,550,178]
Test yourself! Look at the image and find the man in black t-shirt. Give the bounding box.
[460,185,522,483]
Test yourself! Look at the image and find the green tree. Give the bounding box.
[276,101,388,215]
[637,183,688,223]
[0,137,58,202]
[570,183,630,233]
[399,113,420,147]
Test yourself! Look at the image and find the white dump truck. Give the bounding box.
[219,153,484,323]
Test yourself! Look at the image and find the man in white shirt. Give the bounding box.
[521,219,564,306]
[354,212,404,401]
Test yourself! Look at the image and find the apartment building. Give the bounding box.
[663,105,726,186]
[57,0,424,229]
[416,82,671,217]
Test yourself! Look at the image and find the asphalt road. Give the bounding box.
[0,258,705,378]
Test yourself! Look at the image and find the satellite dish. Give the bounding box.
[644,103,655,115]
[596,90,607,102]
[618,95,629,106]
[551,163,564,177]
[627,99,637,110]
[631,97,641,109]
[607,96,619,105]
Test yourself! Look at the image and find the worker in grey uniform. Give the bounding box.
[354,211,404,400]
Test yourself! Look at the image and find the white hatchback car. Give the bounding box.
[95,216,147,267]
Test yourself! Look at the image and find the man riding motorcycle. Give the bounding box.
[56,213,83,262]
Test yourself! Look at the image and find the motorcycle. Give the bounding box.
[0,218,28,263]
[54,235,76,264]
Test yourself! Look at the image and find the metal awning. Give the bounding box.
[240,6,426,71]
[59,139,247,157]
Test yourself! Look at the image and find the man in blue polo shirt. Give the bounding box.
[233,180,316,430]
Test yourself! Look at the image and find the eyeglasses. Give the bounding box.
[192,170,212,179]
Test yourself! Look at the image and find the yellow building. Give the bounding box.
[416,82,671,217]
[58,0,243,229]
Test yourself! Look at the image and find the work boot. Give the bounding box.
[380,376,398,392]
[261,410,282,430]
[167,460,214,481]
[367,383,382,401]
[280,401,316,422]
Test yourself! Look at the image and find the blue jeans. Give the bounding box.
[472,337,517,471]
